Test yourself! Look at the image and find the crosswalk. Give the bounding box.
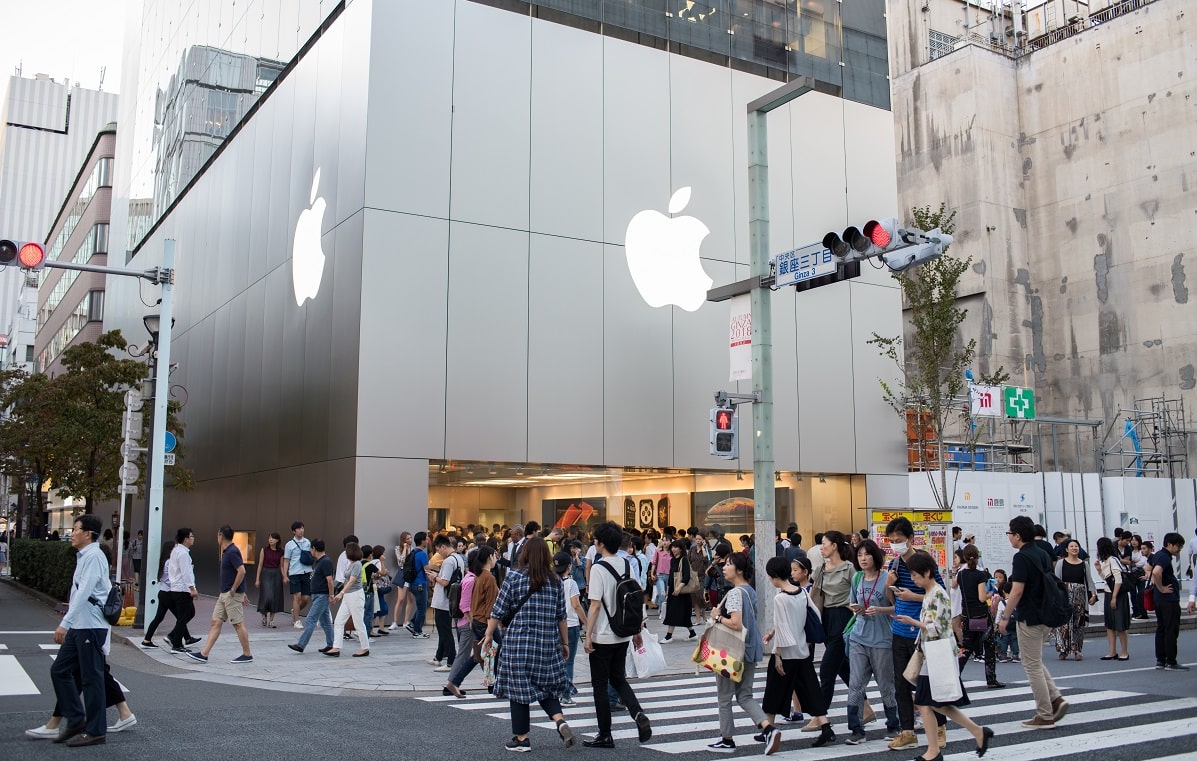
[416,667,1197,757]
[0,639,128,698]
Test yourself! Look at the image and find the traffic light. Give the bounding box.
[822,217,901,262]
[0,239,46,270]
[880,227,953,273]
[709,406,738,459]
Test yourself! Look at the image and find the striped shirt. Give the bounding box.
[889,553,945,639]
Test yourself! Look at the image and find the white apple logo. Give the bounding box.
[624,187,713,312]
[292,169,327,306]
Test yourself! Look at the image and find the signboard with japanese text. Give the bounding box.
[772,242,836,287]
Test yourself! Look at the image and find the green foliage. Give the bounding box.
[0,330,195,519]
[868,204,1008,510]
[10,538,77,601]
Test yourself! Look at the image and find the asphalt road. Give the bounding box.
[2,580,1195,760]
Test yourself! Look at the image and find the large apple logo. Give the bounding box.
[624,187,712,312]
[292,169,327,306]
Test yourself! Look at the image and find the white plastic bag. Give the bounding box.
[630,632,667,679]
[924,636,963,702]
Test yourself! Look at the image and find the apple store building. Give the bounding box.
[105,0,907,559]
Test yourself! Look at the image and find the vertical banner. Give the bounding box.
[729,294,752,381]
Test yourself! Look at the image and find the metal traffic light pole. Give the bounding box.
[34,240,176,627]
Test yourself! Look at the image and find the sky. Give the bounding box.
[0,0,127,99]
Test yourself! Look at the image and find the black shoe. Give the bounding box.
[635,712,652,742]
[64,733,106,747]
[977,726,994,757]
[184,636,202,645]
[987,681,1006,689]
[812,725,835,748]
[783,712,805,723]
[139,640,157,648]
[505,736,531,753]
[318,646,333,653]
[583,735,615,748]
[288,644,304,653]
[168,642,189,654]
[706,738,736,752]
[912,754,943,761]
[53,723,86,744]
[557,720,576,748]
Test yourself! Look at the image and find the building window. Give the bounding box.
[929,29,959,61]
[87,290,104,323]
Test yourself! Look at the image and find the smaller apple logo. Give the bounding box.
[624,187,713,312]
[292,169,327,306]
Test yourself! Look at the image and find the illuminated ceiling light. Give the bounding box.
[818,473,827,483]
[515,465,524,476]
[438,462,447,474]
[736,470,743,481]
[466,461,474,475]
[488,461,497,475]
[775,470,782,482]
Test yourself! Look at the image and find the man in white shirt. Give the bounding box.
[583,521,652,748]
[429,536,464,670]
[280,521,313,628]
[49,515,111,746]
[165,527,198,653]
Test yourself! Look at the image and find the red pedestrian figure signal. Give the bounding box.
[709,407,738,459]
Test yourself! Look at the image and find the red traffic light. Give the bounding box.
[714,408,734,430]
[17,242,45,269]
[863,220,892,248]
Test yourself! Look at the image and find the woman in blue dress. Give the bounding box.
[482,536,575,752]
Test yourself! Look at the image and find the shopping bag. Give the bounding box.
[924,636,963,702]
[691,621,747,682]
[631,632,667,678]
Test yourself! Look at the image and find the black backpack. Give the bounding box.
[1037,561,1074,628]
[597,559,644,638]
[402,550,418,584]
[447,556,465,618]
[90,584,122,626]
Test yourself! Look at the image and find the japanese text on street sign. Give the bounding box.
[772,242,836,287]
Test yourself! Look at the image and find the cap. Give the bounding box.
[553,551,572,574]
[964,532,976,541]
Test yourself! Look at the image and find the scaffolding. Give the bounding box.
[1101,396,1189,479]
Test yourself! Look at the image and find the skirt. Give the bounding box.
[257,566,285,614]
[1103,589,1131,632]
[663,592,693,627]
[913,674,971,709]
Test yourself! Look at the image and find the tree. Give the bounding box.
[0,369,63,536]
[867,203,1009,511]
[0,331,194,522]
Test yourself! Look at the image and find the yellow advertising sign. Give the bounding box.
[871,510,952,524]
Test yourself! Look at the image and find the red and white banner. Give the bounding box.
[729,294,751,381]
[970,384,1002,418]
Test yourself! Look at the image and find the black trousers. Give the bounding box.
[168,592,196,648]
[763,653,825,717]
[959,620,998,684]
[1155,600,1181,665]
[52,661,125,716]
[818,606,853,710]
[50,629,107,737]
[510,696,563,735]
[144,590,189,641]
[893,633,947,731]
[434,608,456,664]
[590,641,643,735]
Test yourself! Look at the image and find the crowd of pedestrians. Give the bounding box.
[25,511,1195,754]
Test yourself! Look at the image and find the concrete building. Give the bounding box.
[35,126,116,376]
[0,75,119,369]
[887,0,1195,471]
[106,0,907,575]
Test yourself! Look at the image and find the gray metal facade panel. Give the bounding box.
[443,221,530,462]
[356,209,448,460]
[526,233,605,466]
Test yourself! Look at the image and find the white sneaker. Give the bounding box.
[293,619,305,629]
[108,714,138,733]
[428,659,444,666]
[433,664,452,672]
[25,724,58,739]
[388,623,399,631]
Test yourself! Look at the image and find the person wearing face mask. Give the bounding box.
[884,518,947,753]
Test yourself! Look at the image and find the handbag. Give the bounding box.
[925,635,964,702]
[691,620,747,682]
[902,632,924,684]
[1143,585,1155,612]
[803,591,826,644]
[631,632,667,678]
[674,561,701,595]
[967,615,990,632]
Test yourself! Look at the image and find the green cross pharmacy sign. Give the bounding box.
[1004,386,1036,419]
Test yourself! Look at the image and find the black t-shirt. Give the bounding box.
[957,568,991,617]
[1149,549,1179,603]
[1059,560,1086,585]
[1010,542,1052,626]
[311,554,334,595]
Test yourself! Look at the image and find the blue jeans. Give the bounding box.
[408,584,428,633]
[996,630,1020,657]
[364,591,375,629]
[654,574,668,606]
[564,626,580,693]
[50,629,108,737]
[297,593,333,650]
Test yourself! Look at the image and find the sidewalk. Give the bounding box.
[118,595,708,694]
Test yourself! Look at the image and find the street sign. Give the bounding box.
[1004,386,1036,419]
[118,484,138,495]
[120,441,145,459]
[163,431,177,453]
[163,453,176,466]
[119,462,140,483]
[772,242,837,287]
[969,385,1002,418]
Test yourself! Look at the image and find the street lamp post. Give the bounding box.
[24,472,39,539]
